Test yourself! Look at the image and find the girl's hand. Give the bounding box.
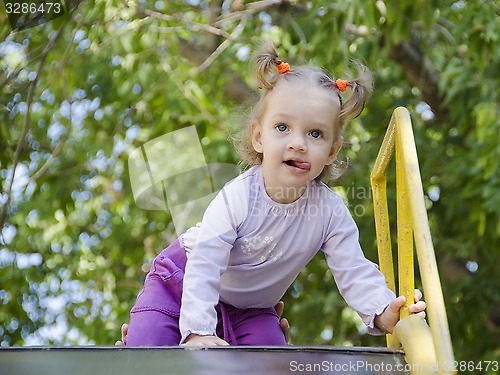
[375,289,427,334]
[114,323,128,346]
[274,300,290,343]
[182,333,230,346]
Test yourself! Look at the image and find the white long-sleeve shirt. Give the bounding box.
[179,165,395,342]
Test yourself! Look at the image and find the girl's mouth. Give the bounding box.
[284,159,311,171]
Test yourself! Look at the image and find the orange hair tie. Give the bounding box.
[335,79,348,92]
[277,61,290,74]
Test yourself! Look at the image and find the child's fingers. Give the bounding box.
[409,300,427,313]
[391,296,406,312]
[274,301,290,343]
[274,301,284,318]
[280,317,289,330]
[114,323,129,346]
[413,289,423,302]
[121,323,129,342]
[182,335,230,346]
[205,337,230,346]
[280,317,290,342]
[414,311,426,319]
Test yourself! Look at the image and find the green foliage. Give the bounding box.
[1,0,499,367]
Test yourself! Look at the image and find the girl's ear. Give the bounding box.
[326,138,343,165]
[251,121,263,153]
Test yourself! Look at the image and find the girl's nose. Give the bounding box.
[287,135,307,152]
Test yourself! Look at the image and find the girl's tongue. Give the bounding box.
[285,160,311,170]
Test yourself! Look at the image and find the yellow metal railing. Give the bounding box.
[370,107,455,375]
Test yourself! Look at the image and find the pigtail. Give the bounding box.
[253,42,282,90]
[338,63,373,124]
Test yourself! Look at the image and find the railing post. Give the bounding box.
[396,133,414,319]
[370,119,397,347]
[370,107,455,375]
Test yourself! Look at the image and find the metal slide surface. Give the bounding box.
[0,346,410,375]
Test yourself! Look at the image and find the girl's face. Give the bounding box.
[251,81,342,203]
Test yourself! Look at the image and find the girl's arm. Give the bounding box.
[322,199,396,335]
[179,182,245,344]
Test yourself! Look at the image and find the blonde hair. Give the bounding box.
[231,42,373,181]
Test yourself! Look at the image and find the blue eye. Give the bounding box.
[309,130,322,139]
[276,123,288,132]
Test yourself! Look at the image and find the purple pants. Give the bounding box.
[125,238,287,346]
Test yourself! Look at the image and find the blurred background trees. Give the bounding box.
[1,0,498,368]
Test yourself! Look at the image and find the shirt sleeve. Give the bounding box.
[178,182,245,343]
[322,199,396,335]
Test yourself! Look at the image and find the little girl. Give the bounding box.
[125,43,426,346]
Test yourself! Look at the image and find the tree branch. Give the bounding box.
[389,39,448,120]
[139,7,233,40]
[212,0,290,27]
[207,0,224,51]
[196,17,247,73]
[139,1,293,105]
[176,37,256,105]
[0,20,68,230]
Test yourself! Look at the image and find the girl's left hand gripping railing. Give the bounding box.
[370,107,456,375]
